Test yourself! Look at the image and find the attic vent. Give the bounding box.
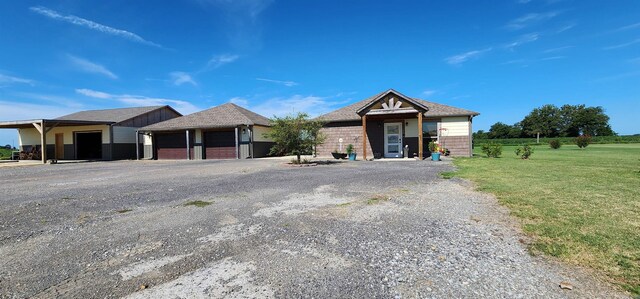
[381,97,402,110]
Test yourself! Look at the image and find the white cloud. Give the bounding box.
[228,97,249,107]
[611,22,640,33]
[0,74,34,86]
[421,90,437,97]
[504,33,540,50]
[67,55,118,79]
[30,6,161,48]
[445,48,492,65]
[169,72,197,86]
[238,95,339,118]
[256,78,298,87]
[206,54,239,69]
[0,101,77,121]
[75,88,111,99]
[75,88,200,115]
[506,11,560,31]
[603,39,640,50]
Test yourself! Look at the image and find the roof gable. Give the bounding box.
[140,103,271,131]
[356,89,429,115]
[55,106,178,124]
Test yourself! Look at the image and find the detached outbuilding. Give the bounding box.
[317,89,479,159]
[139,103,274,160]
[0,106,181,163]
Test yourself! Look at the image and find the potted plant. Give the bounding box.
[331,149,347,159]
[428,141,441,161]
[346,144,357,161]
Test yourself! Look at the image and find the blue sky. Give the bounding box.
[0,0,639,146]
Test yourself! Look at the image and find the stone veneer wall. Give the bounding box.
[439,135,470,157]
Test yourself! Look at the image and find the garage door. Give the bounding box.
[204,131,236,159]
[155,132,193,160]
[75,131,102,160]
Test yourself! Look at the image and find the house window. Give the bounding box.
[422,122,438,139]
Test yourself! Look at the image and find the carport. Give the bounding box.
[0,119,111,163]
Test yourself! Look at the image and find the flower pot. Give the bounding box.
[348,153,357,161]
[431,152,441,161]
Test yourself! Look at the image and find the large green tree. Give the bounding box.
[521,104,561,142]
[559,104,614,136]
[266,113,326,163]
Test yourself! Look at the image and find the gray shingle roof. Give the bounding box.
[140,103,270,131]
[317,90,480,122]
[55,106,171,124]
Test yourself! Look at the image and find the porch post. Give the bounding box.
[41,120,47,164]
[186,130,190,160]
[362,115,367,160]
[418,112,423,160]
[135,130,140,160]
[235,127,239,159]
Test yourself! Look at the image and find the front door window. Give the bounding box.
[384,122,403,158]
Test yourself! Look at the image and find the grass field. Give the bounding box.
[0,148,14,160]
[449,144,640,294]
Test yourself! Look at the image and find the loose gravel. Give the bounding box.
[0,158,629,298]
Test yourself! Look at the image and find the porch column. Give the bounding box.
[362,115,367,160]
[235,127,239,159]
[418,112,423,160]
[186,130,190,160]
[41,120,47,163]
[32,120,47,163]
[135,130,140,160]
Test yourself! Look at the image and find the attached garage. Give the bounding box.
[204,130,236,159]
[155,131,194,160]
[140,103,274,160]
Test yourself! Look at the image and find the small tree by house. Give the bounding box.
[266,113,326,164]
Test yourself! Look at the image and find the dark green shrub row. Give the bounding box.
[474,135,640,146]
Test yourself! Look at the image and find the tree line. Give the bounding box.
[475,104,615,139]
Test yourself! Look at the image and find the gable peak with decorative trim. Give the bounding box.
[356,89,429,116]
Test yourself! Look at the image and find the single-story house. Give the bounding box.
[0,105,181,163]
[139,103,274,160]
[316,89,479,159]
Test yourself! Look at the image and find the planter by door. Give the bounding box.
[348,153,357,161]
[431,152,441,161]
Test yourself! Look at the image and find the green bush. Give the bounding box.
[481,143,502,158]
[549,139,561,149]
[575,135,592,149]
[346,144,354,155]
[515,145,534,159]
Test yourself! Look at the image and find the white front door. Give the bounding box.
[384,122,403,158]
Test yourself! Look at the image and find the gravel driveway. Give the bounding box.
[0,158,628,298]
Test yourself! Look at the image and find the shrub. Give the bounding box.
[549,139,561,149]
[515,145,534,159]
[481,143,502,158]
[575,135,592,149]
[428,141,438,153]
[346,144,354,155]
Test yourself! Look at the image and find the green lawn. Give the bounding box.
[451,144,640,294]
[0,148,13,160]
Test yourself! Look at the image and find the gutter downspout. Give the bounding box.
[136,130,140,160]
